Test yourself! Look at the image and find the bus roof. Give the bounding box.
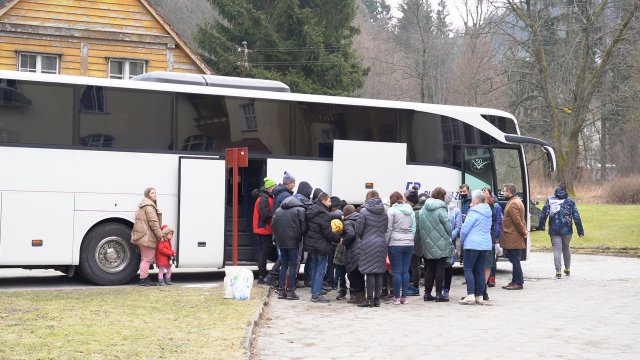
[0,70,515,143]
[132,72,291,93]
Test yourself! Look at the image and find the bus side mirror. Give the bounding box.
[543,145,556,173]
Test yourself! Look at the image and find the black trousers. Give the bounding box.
[425,258,446,293]
[444,265,453,290]
[365,273,385,300]
[410,254,422,287]
[348,269,365,293]
[257,235,273,278]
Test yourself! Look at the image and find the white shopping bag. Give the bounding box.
[223,266,254,300]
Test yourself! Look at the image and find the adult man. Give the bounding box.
[264,171,296,287]
[253,177,276,284]
[538,184,584,279]
[500,183,528,290]
[459,184,472,218]
[304,192,341,303]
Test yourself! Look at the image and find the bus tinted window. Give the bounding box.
[293,103,398,158]
[482,115,518,134]
[0,80,73,146]
[79,86,172,150]
[404,113,462,168]
[176,96,291,156]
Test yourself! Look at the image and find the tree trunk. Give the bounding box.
[600,119,607,181]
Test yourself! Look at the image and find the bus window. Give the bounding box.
[404,113,462,168]
[464,147,494,191]
[493,147,525,200]
[0,80,73,146]
[78,86,171,150]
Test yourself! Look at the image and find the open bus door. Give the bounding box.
[177,157,227,268]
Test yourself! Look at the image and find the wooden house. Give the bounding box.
[0,0,211,77]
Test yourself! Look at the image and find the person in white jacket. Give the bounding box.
[386,191,416,305]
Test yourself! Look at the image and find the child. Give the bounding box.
[156,225,177,286]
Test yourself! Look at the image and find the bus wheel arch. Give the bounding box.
[78,220,139,286]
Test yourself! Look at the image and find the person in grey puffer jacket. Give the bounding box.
[385,191,416,304]
[419,187,454,302]
[356,190,388,308]
[272,195,307,300]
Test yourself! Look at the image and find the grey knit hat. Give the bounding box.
[283,171,296,185]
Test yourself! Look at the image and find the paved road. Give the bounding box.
[252,252,640,359]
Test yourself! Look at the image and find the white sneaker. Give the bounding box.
[458,295,475,305]
[475,296,484,305]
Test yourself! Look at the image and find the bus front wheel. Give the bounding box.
[79,222,139,285]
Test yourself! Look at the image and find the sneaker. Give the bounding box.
[564,268,570,276]
[501,282,515,289]
[503,283,524,290]
[164,278,174,286]
[442,289,450,299]
[158,279,166,286]
[311,295,330,303]
[400,296,408,304]
[407,285,420,296]
[475,296,484,305]
[391,297,401,305]
[459,295,476,305]
[556,272,562,279]
[487,276,496,287]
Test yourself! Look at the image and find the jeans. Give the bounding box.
[463,249,487,296]
[309,253,328,297]
[334,264,347,290]
[551,235,572,272]
[505,249,524,285]
[278,247,299,290]
[388,245,414,298]
[257,235,273,278]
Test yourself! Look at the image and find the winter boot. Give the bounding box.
[349,292,364,304]
[286,288,300,300]
[164,278,174,286]
[277,288,287,300]
[373,297,381,307]
[158,279,166,286]
[139,277,152,287]
[357,297,372,308]
[435,291,449,302]
[336,288,347,300]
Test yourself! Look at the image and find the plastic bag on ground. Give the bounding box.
[223,266,254,300]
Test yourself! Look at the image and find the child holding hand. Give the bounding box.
[156,225,177,285]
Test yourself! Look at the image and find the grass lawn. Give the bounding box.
[531,203,640,255]
[0,285,267,360]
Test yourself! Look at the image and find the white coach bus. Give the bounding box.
[0,70,555,285]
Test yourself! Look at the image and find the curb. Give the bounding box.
[244,286,271,360]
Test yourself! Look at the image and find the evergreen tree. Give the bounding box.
[434,0,449,38]
[362,0,392,24]
[195,0,368,96]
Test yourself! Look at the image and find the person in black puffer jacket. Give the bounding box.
[356,190,389,308]
[304,192,341,303]
[264,171,296,288]
[272,195,307,300]
[342,205,365,304]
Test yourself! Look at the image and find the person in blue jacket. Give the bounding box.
[538,184,584,279]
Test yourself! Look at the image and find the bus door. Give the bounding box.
[177,156,226,268]
[331,140,407,204]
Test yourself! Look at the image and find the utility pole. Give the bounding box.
[238,41,249,77]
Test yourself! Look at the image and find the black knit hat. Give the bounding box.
[296,181,313,200]
[330,196,342,210]
[312,188,323,201]
[404,185,420,205]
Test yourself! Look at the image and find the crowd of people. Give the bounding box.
[252,172,585,306]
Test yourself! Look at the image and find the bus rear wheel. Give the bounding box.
[79,222,139,285]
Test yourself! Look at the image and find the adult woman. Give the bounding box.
[343,205,365,304]
[459,190,493,305]
[443,195,462,299]
[483,187,503,299]
[385,191,416,304]
[419,187,454,302]
[356,190,388,308]
[131,187,164,286]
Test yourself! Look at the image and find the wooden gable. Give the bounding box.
[0,0,212,76]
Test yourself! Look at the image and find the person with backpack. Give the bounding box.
[271,189,308,300]
[252,177,276,284]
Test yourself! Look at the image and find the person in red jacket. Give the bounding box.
[253,177,276,283]
[156,225,177,286]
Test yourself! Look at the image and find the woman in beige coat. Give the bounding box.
[131,187,164,286]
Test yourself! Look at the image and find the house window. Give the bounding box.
[109,59,146,79]
[80,86,106,112]
[240,103,257,131]
[19,53,59,74]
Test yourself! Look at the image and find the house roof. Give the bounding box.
[0,0,212,75]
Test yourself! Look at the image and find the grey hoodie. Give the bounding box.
[386,202,416,247]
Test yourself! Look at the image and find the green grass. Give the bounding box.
[0,285,267,360]
[531,203,640,255]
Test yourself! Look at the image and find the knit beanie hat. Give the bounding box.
[264,177,276,189]
[161,225,174,235]
[283,171,296,185]
[296,181,313,200]
[312,188,323,201]
[404,185,420,205]
[330,196,342,210]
